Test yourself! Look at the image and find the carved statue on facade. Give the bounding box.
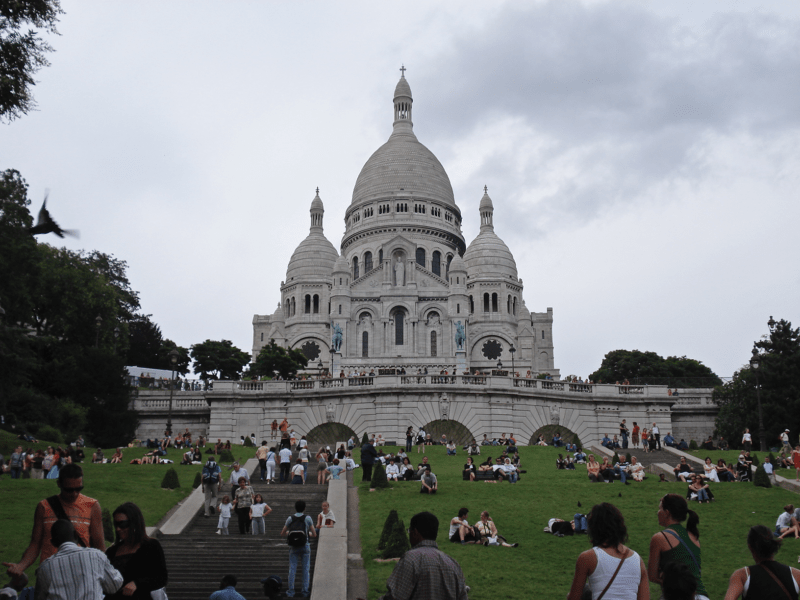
[326,402,336,423]
[439,393,450,420]
[455,321,465,350]
[549,404,560,425]
[331,322,343,352]
[394,255,405,286]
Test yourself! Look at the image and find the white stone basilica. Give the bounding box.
[252,74,559,378]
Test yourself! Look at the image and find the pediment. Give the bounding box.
[415,269,449,291]
[381,235,415,257]
[352,267,384,290]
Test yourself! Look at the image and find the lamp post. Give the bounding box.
[509,345,516,378]
[750,347,766,452]
[94,315,102,347]
[496,359,503,375]
[166,348,179,436]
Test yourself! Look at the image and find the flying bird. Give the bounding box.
[29,191,79,238]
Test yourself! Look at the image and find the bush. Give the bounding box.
[378,510,400,550]
[160,468,180,490]
[753,464,771,488]
[244,437,254,447]
[625,453,632,464]
[612,453,620,466]
[192,472,202,489]
[219,449,235,463]
[768,452,776,466]
[382,517,411,559]
[371,463,389,489]
[361,433,369,445]
[36,425,64,445]
[689,440,698,450]
[102,508,115,543]
[750,453,760,466]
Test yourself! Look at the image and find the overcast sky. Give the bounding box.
[5,0,799,379]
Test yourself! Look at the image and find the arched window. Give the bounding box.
[469,295,474,314]
[507,295,511,313]
[304,294,311,314]
[379,249,383,264]
[483,293,489,313]
[446,254,453,278]
[261,332,264,342]
[362,331,369,357]
[430,331,437,357]
[492,293,498,312]
[313,294,319,314]
[352,256,359,279]
[391,308,405,346]
[457,303,460,314]
[513,297,517,316]
[364,252,373,272]
[416,248,426,267]
[432,250,441,276]
[338,304,341,314]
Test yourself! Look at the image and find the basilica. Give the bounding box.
[252,73,559,377]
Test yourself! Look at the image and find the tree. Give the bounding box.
[126,315,163,368]
[158,339,190,375]
[251,340,307,379]
[589,349,721,387]
[0,0,64,122]
[191,339,250,381]
[715,318,800,450]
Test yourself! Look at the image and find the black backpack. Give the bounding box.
[287,514,308,547]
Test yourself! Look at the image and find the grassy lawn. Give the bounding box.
[0,430,257,582]
[356,444,800,600]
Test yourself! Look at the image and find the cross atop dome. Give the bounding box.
[400,64,406,77]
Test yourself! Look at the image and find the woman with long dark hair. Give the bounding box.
[648,493,708,600]
[566,502,648,600]
[724,524,800,599]
[105,502,168,599]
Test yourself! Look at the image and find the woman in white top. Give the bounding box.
[567,502,648,600]
[385,459,400,481]
[629,457,645,482]
[703,457,720,483]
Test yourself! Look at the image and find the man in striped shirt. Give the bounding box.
[34,519,122,600]
[380,511,468,600]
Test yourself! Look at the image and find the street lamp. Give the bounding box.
[496,359,503,375]
[95,315,102,347]
[768,316,776,332]
[509,345,516,377]
[166,348,179,435]
[750,347,766,452]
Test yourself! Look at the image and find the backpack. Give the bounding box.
[286,514,308,547]
[202,461,220,484]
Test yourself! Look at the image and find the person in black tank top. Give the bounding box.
[725,524,800,599]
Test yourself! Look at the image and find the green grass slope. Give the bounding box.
[356,444,800,600]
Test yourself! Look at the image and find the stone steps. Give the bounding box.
[160,480,328,600]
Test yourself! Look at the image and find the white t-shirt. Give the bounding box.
[218,503,233,518]
[319,509,336,525]
[298,439,308,449]
[279,448,293,463]
[291,463,305,477]
[229,468,249,485]
[781,432,790,443]
[764,462,774,474]
[777,511,793,528]
[449,518,468,538]
[251,502,268,518]
[385,464,400,477]
[651,426,659,435]
[742,432,752,442]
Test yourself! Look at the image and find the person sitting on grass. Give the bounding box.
[587,455,604,483]
[500,458,518,483]
[474,511,518,547]
[574,448,587,464]
[776,504,800,539]
[399,457,414,481]
[478,456,494,473]
[420,466,437,494]
[630,456,645,482]
[556,454,567,470]
[688,475,712,504]
[463,456,477,481]
[385,459,400,482]
[92,448,105,464]
[415,456,431,480]
[449,508,479,544]
[109,448,123,464]
[673,457,694,482]
[566,442,577,452]
[446,441,457,456]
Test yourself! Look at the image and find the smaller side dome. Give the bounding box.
[271,302,285,323]
[285,190,339,282]
[479,186,493,211]
[394,73,412,99]
[333,255,349,274]
[449,254,467,273]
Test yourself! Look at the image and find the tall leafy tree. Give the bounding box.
[0,0,64,122]
[126,315,163,368]
[191,339,251,381]
[252,340,308,379]
[158,339,190,375]
[589,349,721,387]
[715,318,800,449]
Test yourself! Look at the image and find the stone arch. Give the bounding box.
[529,424,582,448]
[432,250,442,276]
[352,304,378,320]
[469,333,515,363]
[289,333,330,357]
[419,419,475,446]
[305,422,358,448]
[364,251,373,272]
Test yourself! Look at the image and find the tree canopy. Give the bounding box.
[0,0,64,122]
[251,340,308,380]
[589,349,721,387]
[190,339,251,381]
[714,318,800,449]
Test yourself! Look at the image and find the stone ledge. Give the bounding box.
[311,478,347,600]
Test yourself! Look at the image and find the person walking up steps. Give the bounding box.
[280,500,317,598]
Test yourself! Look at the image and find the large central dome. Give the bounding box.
[350,75,456,207]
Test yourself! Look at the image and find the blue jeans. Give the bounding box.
[288,544,311,596]
[696,488,709,502]
[252,516,265,535]
[508,471,518,483]
[574,513,587,532]
[621,433,628,449]
[447,449,456,455]
[10,467,21,479]
[614,467,627,483]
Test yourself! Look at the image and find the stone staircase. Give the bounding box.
[160,478,329,600]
